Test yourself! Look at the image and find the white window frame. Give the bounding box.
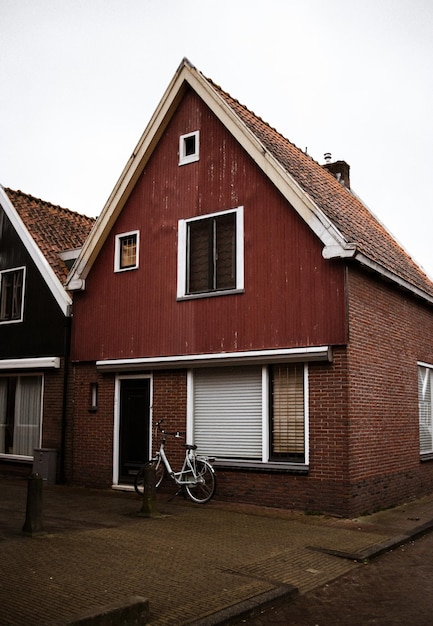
[0,266,26,324]
[177,206,244,300]
[418,362,433,457]
[114,230,140,273]
[186,363,309,468]
[179,130,200,165]
[0,373,43,460]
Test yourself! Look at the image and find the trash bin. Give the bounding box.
[33,448,57,485]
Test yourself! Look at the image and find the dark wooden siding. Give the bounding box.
[71,88,347,361]
[0,208,67,358]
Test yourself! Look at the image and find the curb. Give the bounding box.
[308,518,433,563]
[188,584,298,626]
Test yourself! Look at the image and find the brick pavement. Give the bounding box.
[2,477,433,625]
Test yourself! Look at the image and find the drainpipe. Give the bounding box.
[59,309,72,484]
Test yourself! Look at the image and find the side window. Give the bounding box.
[177,207,244,299]
[179,130,200,165]
[419,364,433,455]
[114,231,139,272]
[0,267,25,323]
[270,364,306,462]
[0,375,42,457]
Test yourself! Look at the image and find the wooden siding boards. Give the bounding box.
[0,206,67,358]
[71,89,347,362]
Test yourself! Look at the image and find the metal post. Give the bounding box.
[22,472,45,536]
[138,465,160,518]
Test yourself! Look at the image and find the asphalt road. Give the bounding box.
[239,531,433,625]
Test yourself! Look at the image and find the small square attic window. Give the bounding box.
[179,130,199,165]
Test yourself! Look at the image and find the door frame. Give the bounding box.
[113,373,153,487]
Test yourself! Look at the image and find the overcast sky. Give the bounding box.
[2,0,433,277]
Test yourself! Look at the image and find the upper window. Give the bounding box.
[419,363,433,455]
[0,375,42,458]
[179,130,200,165]
[177,207,244,299]
[0,267,25,323]
[114,231,139,272]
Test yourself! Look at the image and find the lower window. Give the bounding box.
[191,363,307,464]
[419,363,433,455]
[0,375,42,457]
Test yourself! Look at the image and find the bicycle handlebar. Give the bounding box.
[155,419,186,439]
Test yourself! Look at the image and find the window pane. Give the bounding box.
[0,379,7,454]
[419,366,433,454]
[216,213,236,290]
[188,219,211,293]
[0,269,24,321]
[14,376,42,456]
[271,365,305,459]
[120,235,137,269]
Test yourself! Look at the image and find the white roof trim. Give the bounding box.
[66,59,351,291]
[0,357,61,370]
[96,346,332,371]
[0,187,72,315]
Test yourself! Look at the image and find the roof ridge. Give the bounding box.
[3,187,95,222]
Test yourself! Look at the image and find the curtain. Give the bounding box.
[419,366,432,454]
[0,379,7,454]
[14,376,42,456]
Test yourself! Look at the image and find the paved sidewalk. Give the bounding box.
[2,477,433,625]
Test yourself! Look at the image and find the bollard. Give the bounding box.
[22,472,45,536]
[138,464,160,518]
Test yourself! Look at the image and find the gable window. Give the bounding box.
[419,363,433,456]
[179,130,199,165]
[0,375,42,458]
[114,231,139,272]
[177,207,244,299]
[0,267,25,323]
[190,363,308,466]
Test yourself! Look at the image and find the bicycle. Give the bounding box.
[134,419,216,504]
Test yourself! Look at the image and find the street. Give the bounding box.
[240,532,433,625]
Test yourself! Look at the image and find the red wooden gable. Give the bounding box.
[71,88,346,362]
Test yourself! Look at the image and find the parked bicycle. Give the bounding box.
[134,419,216,504]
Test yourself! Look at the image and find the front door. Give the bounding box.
[118,378,150,484]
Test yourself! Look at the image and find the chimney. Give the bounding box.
[322,155,351,190]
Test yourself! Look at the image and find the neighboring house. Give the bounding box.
[66,59,433,516]
[0,186,94,481]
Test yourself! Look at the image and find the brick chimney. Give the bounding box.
[322,154,351,190]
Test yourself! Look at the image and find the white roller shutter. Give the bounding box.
[193,366,263,459]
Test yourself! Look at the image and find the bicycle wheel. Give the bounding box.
[134,457,165,495]
[183,460,216,504]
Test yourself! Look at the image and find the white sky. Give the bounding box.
[2,0,433,277]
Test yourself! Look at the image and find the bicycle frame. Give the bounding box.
[156,441,205,486]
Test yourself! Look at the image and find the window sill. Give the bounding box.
[213,459,308,474]
[420,452,433,462]
[0,454,33,463]
[177,288,244,302]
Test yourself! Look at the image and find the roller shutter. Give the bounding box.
[193,366,263,459]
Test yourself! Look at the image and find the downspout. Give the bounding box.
[59,308,72,484]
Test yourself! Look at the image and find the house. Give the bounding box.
[65,59,433,516]
[0,186,95,481]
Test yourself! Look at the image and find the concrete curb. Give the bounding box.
[188,584,298,626]
[308,518,433,563]
[67,596,149,626]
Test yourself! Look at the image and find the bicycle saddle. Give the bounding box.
[184,444,197,450]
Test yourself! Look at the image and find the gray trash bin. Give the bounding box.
[33,448,57,485]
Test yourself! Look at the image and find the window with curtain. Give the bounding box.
[0,375,42,457]
[114,231,139,272]
[419,364,433,455]
[0,267,25,322]
[271,364,305,461]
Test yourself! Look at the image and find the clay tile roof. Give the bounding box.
[208,78,433,300]
[4,188,95,284]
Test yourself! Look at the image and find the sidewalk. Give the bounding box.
[2,477,433,626]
